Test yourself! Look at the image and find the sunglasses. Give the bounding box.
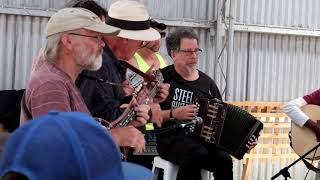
[160,32,166,38]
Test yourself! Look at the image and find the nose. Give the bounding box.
[190,51,198,58]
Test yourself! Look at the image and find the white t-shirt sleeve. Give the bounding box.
[283,97,309,127]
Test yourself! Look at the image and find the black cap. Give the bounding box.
[150,19,167,31]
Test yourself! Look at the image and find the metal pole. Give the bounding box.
[225,0,234,101]
[214,0,224,83]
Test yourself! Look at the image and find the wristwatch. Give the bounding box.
[169,108,174,121]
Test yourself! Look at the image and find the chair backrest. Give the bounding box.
[0,89,25,132]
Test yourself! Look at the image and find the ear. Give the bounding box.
[60,34,73,52]
[123,38,129,45]
[171,50,176,59]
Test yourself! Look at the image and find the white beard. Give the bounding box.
[75,45,103,71]
[86,53,102,71]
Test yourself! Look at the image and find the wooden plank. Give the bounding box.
[251,113,288,118]
[262,123,291,128]
[243,154,298,158]
[254,144,291,148]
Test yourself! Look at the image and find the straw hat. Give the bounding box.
[106,0,160,41]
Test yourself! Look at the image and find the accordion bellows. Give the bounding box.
[196,98,264,160]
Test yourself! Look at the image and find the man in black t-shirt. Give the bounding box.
[157,27,257,180]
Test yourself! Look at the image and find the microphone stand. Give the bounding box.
[271,143,320,180]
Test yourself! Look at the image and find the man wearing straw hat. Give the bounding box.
[20,6,150,152]
[77,0,169,134]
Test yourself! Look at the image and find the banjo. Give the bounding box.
[291,104,320,159]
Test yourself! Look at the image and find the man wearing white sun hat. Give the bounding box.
[77,0,170,155]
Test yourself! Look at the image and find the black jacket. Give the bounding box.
[76,45,128,121]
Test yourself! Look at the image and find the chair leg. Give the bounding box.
[201,169,210,180]
[241,158,251,180]
[152,167,161,180]
[164,166,178,180]
[315,161,320,180]
[162,167,170,180]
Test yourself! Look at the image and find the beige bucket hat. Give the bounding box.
[46,8,120,37]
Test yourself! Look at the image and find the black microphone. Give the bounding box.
[180,117,203,128]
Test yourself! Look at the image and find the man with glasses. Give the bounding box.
[128,19,168,72]
[156,27,258,180]
[76,0,170,156]
[24,1,150,154]
[20,7,119,123]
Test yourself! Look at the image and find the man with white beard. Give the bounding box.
[20,7,120,123]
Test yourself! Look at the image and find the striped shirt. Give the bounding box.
[20,61,90,124]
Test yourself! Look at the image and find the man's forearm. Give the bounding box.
[304,119,320,134]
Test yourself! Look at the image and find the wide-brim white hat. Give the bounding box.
[106,0,160,41]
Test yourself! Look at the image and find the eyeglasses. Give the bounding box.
[160,32,166,38]
[68,33,103,43]
[177,48,203,55]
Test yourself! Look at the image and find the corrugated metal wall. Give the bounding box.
[227,0,320,102]
[1,1,320,99]
[1,0,216,19]
[235,0,320,29]
[228,32,320,102]
[0,13,48,89]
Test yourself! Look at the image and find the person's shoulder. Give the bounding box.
[160,64,174,75]
[30,70,60,85]
[198,70,213,81]
[28,68,69,92]
[27,78,69,100]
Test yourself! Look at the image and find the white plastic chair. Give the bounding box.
[152,156,212,180]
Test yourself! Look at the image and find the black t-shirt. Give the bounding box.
[159,65,222,129]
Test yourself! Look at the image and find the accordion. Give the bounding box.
[196,98,263,159]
